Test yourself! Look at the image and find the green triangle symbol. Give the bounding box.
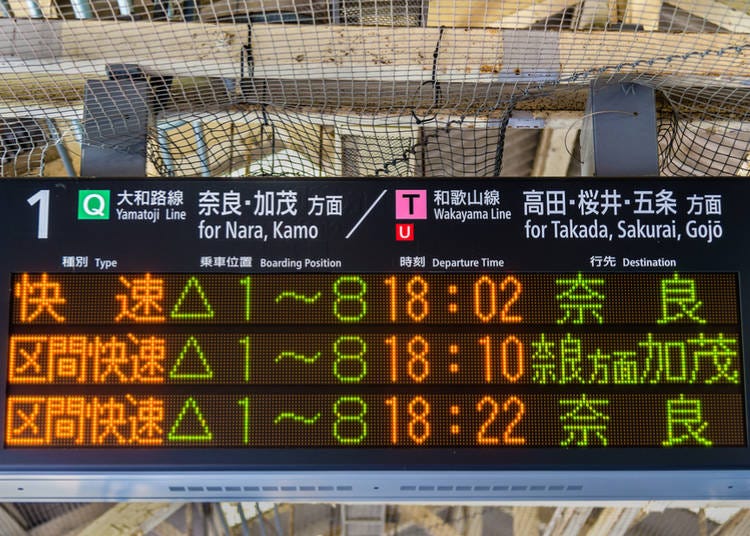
[171,276,215,319]
[170,336,214,379]
[168,397,213,441]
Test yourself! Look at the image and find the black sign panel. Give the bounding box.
[1,178,749,499]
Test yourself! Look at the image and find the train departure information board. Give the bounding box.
[6,272,744,448]
[1,178,749,500]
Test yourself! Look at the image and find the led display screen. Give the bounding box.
[7,272,744,448]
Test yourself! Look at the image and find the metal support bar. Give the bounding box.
[156,118,189,177]
[157,127,174,176]
[237,503,251,536]
[0,0,13,17]
[330,0,341,24]
[341,505,386,536]
[191,120,211,177]
[182,0,196,20]
[70,0,93,19]
[216,504,232,536]
[201,504,209,536]
[272,504,284,536]
[152,0,169,20]
[116,0,133,16]
[45,119,76,177]
[106,64,147,82]
[255,503,268,536]
[80,78,150,177]
[24,0,43,17]
[70,119,83,144]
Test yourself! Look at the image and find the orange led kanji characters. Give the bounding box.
[14,273,66,323]
[115,274,166,323]
[10,336,92,384]
[127,395,165,445]
[92,336,130,383]
[7,395,168,446]
[45,397,86,445]
[49,336,88,383]
[6,397,46,445]
[8,336,47,383]
[129,335,166,383]
[91,397,128,444]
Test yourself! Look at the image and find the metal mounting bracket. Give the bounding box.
[581,77,659,176]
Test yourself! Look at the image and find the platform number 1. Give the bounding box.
[27,190,50,239]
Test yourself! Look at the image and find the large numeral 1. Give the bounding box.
[27,190,50,239]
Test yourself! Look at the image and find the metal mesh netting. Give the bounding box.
[0,0,748,177]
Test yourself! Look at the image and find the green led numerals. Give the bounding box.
[238,396,251,445]
[332,336,367,382]
[333,396,367,444]
[333,276,367,322]
[240,276,252,321]
[239,336,251,382]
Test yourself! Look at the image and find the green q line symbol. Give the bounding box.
[77,190,110,220]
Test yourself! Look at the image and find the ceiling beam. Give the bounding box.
[623,0,663,30]
[465,506,484,536]
[542,507,595,536]
[572,0,619,29]
[0,20,248,78]
[152,521,185,536]
[669,0,750,33]
[0,103,83,119]
[501,0,583,28]
[5,0,55,17]
[0,505,27,536]
[514,506,542,536]
[252,27,750,82]
[29,504,113,536]
[584,507,646,536]
[398,506,464,536]
[76,503,185,536]
[739,152,750,175]
[712,509,750,535]
[0,106,582,129]
[532,127,575,176]
[427,0,580,29]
